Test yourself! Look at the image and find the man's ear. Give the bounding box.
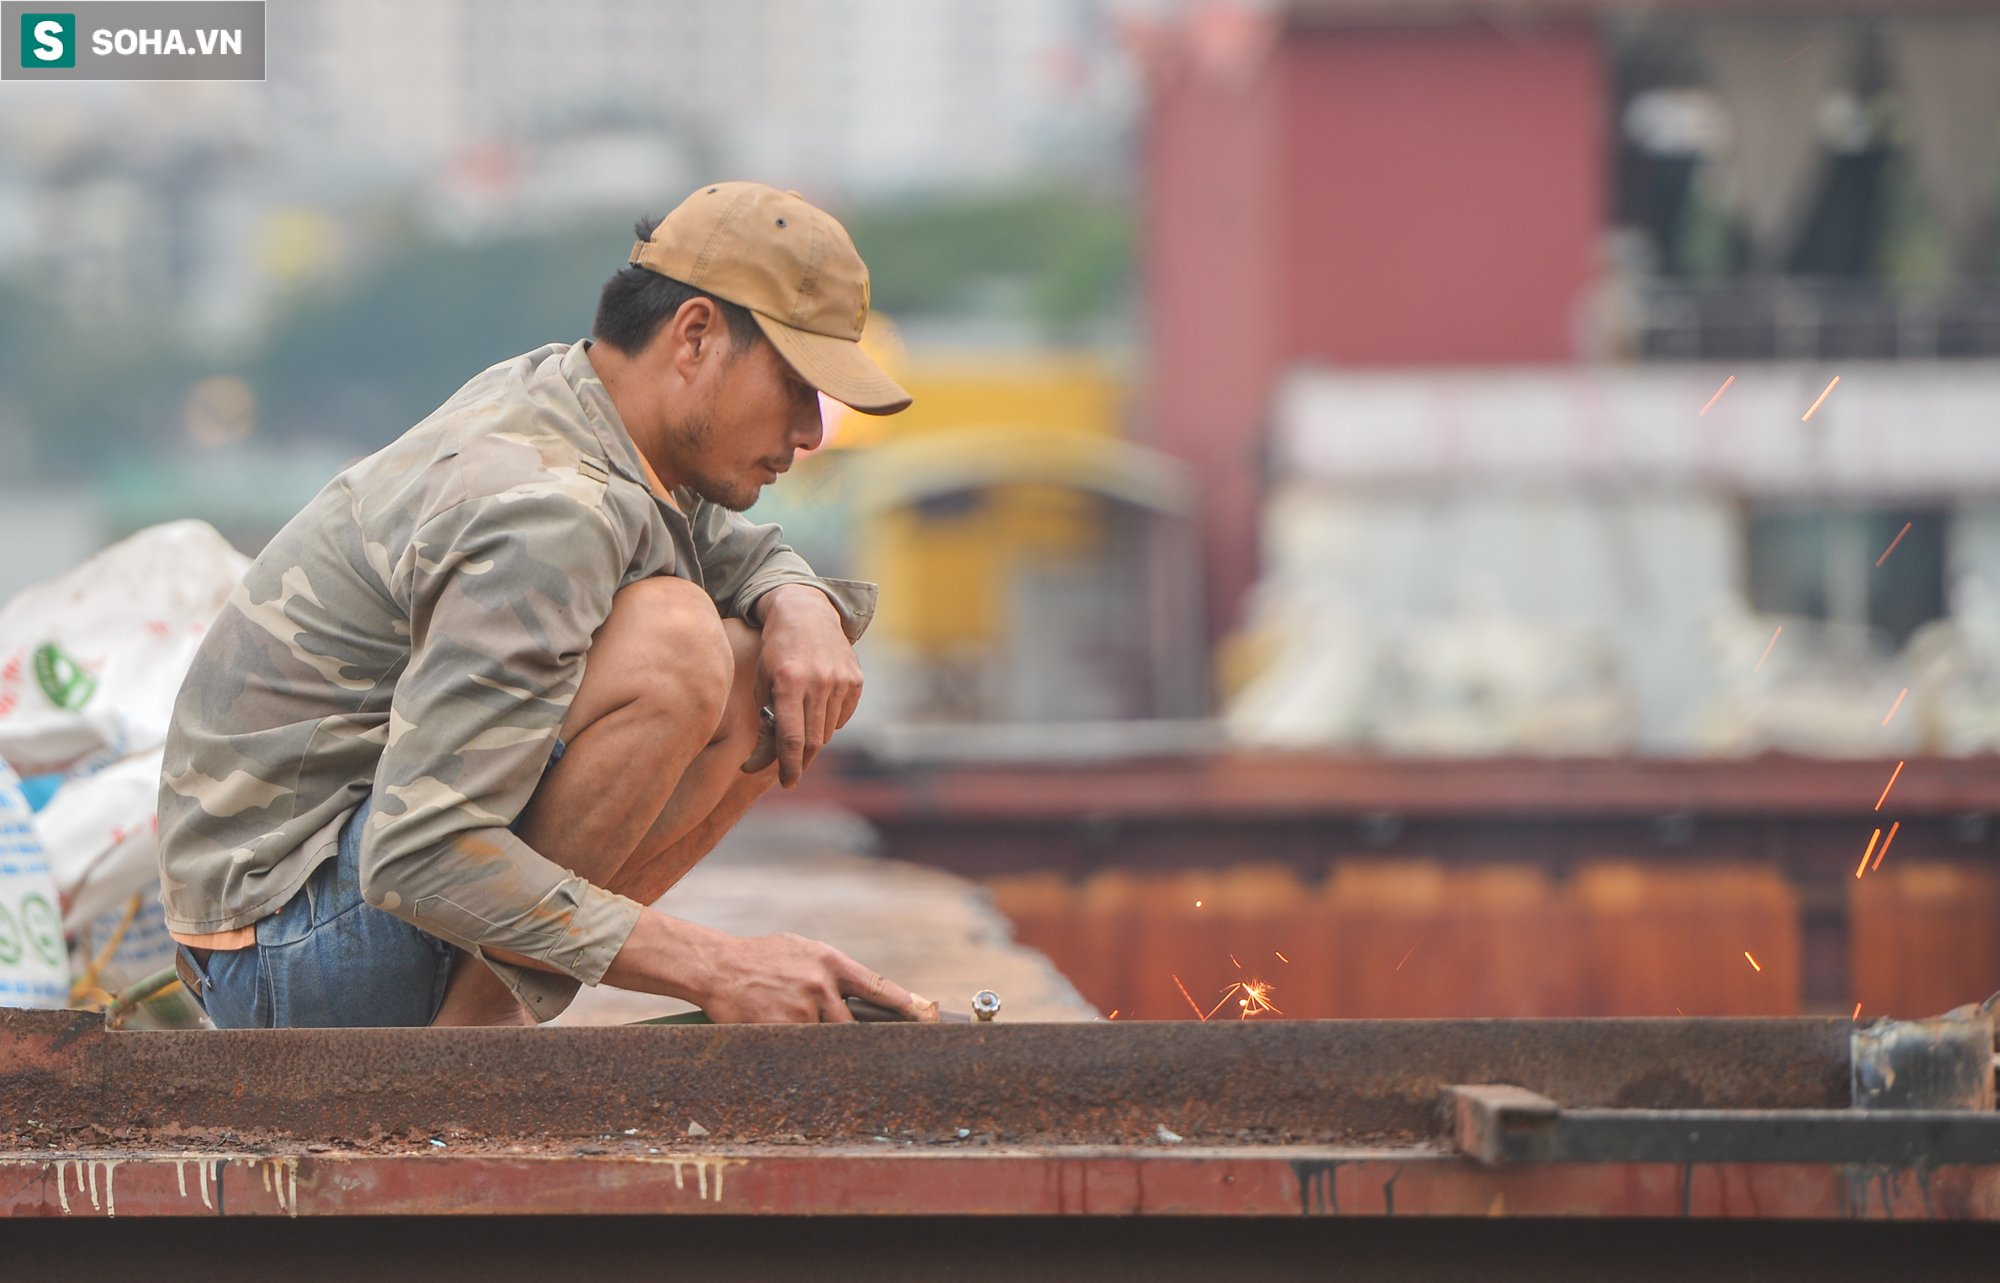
[666,296,719,375]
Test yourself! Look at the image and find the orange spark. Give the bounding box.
[1275,951,1290,963]
[1876,522,1911,567]
[1229,954,1241,970]
[1882,688,1907,726]
[1855,828,1881,878]
[1172,974,1206,1021]
[1873,821,1899,872]
[1107,1010,1119,1020]
[1194,900,1202,908]
[1698,375,1735,416]
[1396,944,1419,971]
[1874,760,1904,811]
[1802,376,1840,421]
[1756,626,1782,672]
[1853,1002,1862,1021]
[1676,1007,1685,1016]
[1201,979,1283,1021]
[1237,980,1280,1019]
[1776,42,1813,67]
[1745,951,1762,972]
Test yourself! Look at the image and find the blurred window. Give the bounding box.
[1746,506,1946,645]
[1618,89,1730,280]
[1787,93,1894,279]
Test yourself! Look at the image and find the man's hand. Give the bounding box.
[748,584,862,786]
[601,910,932,1023]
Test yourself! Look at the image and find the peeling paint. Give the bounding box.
[668,1158,743,1202]
[50,1159,122,1216]
[252,1156,300,1216]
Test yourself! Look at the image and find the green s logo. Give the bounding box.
[21,14,76,68]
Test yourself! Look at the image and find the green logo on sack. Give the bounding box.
[21,13,76,68]
[0,903,20,965]
[32,641,95,710]
[20,895,61,968]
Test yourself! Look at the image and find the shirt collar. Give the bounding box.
[560,339,653,490]
[559,339,706,522]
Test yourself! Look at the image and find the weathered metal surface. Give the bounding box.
[4,1147,1998,1220]
[1853,1011,1998,1111]
[1,1009,1850,1147]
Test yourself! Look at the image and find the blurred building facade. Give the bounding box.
[1138,1,2000,754]
[0,0,1137,344]
[0,0,1143,600]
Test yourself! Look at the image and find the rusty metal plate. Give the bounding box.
[2,1146,1995,1220]
[2,1008,1849,1148]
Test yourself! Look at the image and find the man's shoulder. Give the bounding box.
[359,343,634,521]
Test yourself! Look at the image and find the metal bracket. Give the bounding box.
[1445,1084,2000,1167]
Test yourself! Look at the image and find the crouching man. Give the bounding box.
[158,182,930,1027]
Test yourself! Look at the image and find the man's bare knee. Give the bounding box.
[600,578,733,723]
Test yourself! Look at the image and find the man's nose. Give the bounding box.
[792,394,826,451]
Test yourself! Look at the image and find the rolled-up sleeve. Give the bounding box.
[690,503,877,643]
[360,487,645,1020]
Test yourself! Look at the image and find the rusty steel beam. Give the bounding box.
[796,751,2000,824]
[4,1146,1999,1221]
[788,751,2000,879]
[4,1008,1849,1148]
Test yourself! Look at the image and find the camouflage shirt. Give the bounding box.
[158,340,874,1020]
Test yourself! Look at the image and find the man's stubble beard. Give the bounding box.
[669,407,763,513]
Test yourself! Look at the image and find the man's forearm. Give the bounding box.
[751,580,838,627]
[483,907,715,997]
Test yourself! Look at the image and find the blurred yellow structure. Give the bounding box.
[846,350,1127,656]
[806,339,1201,723]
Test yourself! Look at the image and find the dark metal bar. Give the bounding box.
[3,1008,1850,1147]
[1448,1085,2000,1166]
[1528,1109,2000,1166]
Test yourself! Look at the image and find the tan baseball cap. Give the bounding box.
[630,182,912,415]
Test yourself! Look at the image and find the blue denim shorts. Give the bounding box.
[179,797,457,1029]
